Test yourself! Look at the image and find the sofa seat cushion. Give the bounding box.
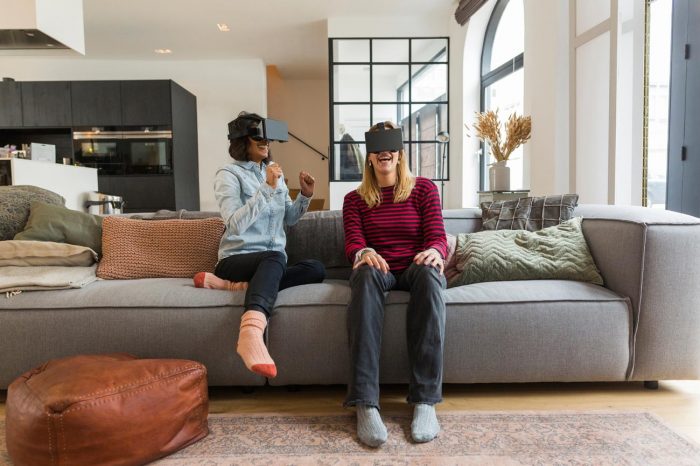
[0,278,243,310]
[0,279,264,388]
[272,278,626,308]
[268,279,633,385]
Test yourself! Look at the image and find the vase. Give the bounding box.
[489,160,510,191]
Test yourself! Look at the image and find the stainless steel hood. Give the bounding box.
[0,29,68,50]
[0,0,85,54]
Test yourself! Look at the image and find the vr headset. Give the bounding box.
[227,114,288,142]
[365,123,404,153]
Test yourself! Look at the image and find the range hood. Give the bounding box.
[0,0,85,54]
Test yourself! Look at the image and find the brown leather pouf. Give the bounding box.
[6,353,209,466]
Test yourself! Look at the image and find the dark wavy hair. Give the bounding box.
[227,111,274,162]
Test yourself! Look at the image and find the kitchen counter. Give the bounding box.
[0,158,98,211]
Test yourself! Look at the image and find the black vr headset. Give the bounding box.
[365,122,404,153]
[227,113,288,142]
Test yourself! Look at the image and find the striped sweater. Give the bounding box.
[343,177,448,273]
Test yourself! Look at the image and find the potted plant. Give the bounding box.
[470,110,531,191]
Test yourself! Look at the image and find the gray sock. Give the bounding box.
[411,403,440,443]
[356,404,388,447]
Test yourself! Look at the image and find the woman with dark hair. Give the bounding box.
[194,111,325,379]
[342,121,447,446]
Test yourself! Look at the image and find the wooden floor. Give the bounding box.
[3,381,700,444]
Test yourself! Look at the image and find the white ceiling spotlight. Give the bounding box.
[216,23,230,32]
[154,48,172,54]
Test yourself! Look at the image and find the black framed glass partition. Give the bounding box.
[329,37,450,182]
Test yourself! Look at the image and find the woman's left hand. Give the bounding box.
[299,171,315,197]
[414,249,444,275]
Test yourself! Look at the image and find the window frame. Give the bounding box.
[328,37,450,182]
[479,0,524,190]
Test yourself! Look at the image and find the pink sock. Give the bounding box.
[193,272,247,291]
[236,310,277,378]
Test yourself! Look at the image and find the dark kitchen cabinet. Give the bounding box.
[121,80,172,126]
[0,81,23,128]
[21,81,72,127]
[0,79,199,212]
[71,81,122,127]
[99,175,175,212]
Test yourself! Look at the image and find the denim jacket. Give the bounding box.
[215,160,310,261]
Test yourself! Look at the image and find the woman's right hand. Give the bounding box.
[266,162,283,189]
[354,250,390,274]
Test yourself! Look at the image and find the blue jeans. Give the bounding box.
[344,262,447,409]
[215,251,325,317]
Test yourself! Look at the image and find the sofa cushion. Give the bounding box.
[0,278,264,388]
[481,194,579,231]
[286,210,347,268]
[14,202,103,255]
[0,186,65,241]
[0,240,97,267]
[97,217,225,279]
[267,279,632,385]
[450,217,603,287]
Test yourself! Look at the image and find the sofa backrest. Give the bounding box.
[285,208,484,280]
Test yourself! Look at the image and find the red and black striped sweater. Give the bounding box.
[343,176,448,274]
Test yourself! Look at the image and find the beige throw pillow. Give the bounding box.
[96,216,225,279]
[0,240,98,267]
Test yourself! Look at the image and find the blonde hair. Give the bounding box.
[357,121,415,208]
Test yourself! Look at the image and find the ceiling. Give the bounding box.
[77,0,455,79]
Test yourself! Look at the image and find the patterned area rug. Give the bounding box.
[2,411,700,465]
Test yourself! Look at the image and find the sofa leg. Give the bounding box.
[644,380,659,390]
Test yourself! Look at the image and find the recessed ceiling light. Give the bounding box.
[154,48,172,54]
[217,23,230,32]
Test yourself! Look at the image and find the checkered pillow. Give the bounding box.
[480,194,579,231]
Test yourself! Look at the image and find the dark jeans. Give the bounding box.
[344,262,447,409]
[214,251,325,317]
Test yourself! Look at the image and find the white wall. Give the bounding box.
[267,73,330,208]
[523,0,570,198]
[0,56,267,211]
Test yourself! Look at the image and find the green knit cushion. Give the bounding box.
[448,217,603,287]
[14,202,103,255]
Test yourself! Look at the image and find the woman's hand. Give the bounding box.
[354,250,390,274]
[299,171,315,197]
[414,249,444,275]
[266,162,283,189]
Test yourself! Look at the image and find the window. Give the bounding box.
[329,38,449,182]
[480,0,524,190]
[645,0,672,208]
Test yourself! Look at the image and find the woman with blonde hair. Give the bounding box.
[342,121,448,446]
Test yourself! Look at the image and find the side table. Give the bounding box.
[478,190,530,204]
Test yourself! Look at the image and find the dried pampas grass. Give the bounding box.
[469,110,531,163]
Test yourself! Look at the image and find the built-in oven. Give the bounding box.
[73,129,173,175]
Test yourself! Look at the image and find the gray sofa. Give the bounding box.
[1,205,699,389]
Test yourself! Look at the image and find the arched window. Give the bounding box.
[480,0,524,190]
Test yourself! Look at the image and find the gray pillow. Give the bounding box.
[481,194,579,231]
[448,217,603,287]
[0,186,65,241]
[285,210,346,268]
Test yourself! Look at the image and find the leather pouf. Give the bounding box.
[5,354,209,466]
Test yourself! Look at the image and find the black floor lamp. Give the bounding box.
[437,131,450,209]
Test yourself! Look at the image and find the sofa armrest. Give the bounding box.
[579,205,700,380]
